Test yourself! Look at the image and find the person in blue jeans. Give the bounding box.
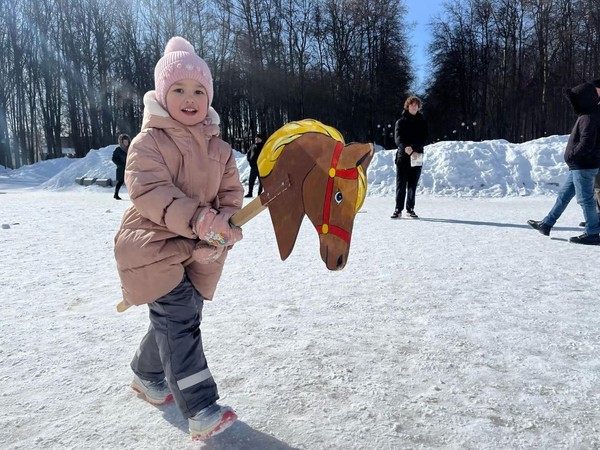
[528,79,600,245]
[578,171,600,227]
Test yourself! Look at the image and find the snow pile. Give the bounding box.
[38,146,117,190]
[0,136,570,197]
[367,135,569,197]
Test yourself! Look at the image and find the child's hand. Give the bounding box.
[193,207,243,247]
[192,242,224,264]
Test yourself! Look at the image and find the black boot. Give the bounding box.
[579,214,600,227]
[569,233,600,245]
[527,219,551,236]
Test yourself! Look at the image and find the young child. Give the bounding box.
[114,36,244,440]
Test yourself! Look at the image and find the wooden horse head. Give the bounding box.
[258,119,374,270]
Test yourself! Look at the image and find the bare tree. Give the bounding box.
[0,0,13,167]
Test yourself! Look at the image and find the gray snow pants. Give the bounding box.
[131,275,219,418]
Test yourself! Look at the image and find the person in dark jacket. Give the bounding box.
[244,132,265,198]
[528,79,600,245]
[112,134,130,200]
[579,79,600,228]
[391,95,428,219]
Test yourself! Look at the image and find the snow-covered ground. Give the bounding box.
[1,136,599,449]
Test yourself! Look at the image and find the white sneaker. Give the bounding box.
[131,375,173,405]
[189,403,237,441]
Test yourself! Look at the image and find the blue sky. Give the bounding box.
[405,0,446,92]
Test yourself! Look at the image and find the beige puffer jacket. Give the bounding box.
[114,92,243,305]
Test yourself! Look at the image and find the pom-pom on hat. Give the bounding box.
[154,37,213,109]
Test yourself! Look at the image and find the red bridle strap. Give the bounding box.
[316,141,358,245]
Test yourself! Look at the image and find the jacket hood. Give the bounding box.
[564,82,600,115]
[141,91,221,137]
[117,134,130,147]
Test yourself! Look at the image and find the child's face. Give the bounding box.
[165,79,208,126]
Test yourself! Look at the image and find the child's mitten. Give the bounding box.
[193,207,243,247]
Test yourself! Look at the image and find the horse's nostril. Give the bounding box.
[336,255,344,267]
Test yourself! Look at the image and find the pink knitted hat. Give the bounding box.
[154,37,213,109]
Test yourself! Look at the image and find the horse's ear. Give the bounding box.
[354,143,374,170]
[260,143,310,261]
[267,198,305,261]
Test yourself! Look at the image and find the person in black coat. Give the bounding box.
[528,79,600,244]
[581,79,600,228]
[244,133,265,198]
[112,134,130,200]
[391,96,428,219]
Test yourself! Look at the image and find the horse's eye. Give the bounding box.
[334,191,343,204]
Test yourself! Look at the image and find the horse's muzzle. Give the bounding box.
[321,243,348,271]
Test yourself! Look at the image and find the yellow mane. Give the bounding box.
[257,119,345,177]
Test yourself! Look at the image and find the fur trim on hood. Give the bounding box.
[117,134,130,147]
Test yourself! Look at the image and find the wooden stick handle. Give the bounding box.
[116,197,267,313]
[116,300,131,313]
[230,196,265,227]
